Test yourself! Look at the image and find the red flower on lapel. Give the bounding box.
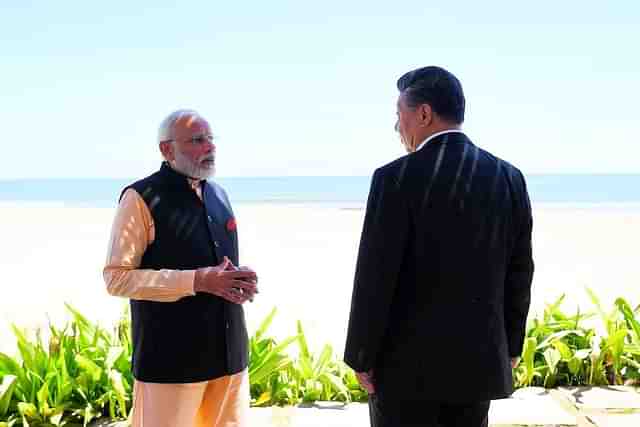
[226,217,237,232]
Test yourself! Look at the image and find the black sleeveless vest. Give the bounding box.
[123,162,248,383]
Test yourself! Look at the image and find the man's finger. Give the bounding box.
[238,293,252,304]
[231,280,258,292]
[224,290,243,304]
[356,372,375,394]
[223,270,257,280]
[360,379,374,394]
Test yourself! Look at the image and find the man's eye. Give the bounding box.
[192,135,214,144]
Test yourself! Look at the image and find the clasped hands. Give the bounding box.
[194,257,258,305]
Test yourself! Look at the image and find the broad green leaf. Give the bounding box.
[108,370,128,418]
[251,355,292,385]
[11,326,36,371]
[299,355,314,379]
[537,330,585,350]
[546,294,566,317]
[522,337,537,385]
[552,340,573,360]
[249,335,298,378]
[319,372,349,399]
[75,355,102,383]
[574,349,591,359]
[586,287,615,335]
[297,321,311,361]
[0,353,21,376]
[616,298,640,343]
[253,391,271,406]
[608,329,628,359]
[17,402,38,419]
[568,357,582,375]
[313,345,332,377]
[105,347,124,370]
[255,308,277,342]
[543,348,561,374]
[0,375,17,416]
[36,379,50,415]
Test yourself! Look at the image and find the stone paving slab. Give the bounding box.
[90,388,640,426]
[249,403,369,426]
[556,386,640,414]
[253,398,581,427]
[582,413,640,427]
[491,388,577,427]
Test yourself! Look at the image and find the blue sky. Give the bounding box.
[1,1,638,178]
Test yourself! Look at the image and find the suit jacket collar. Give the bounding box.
[417,131,470,152]
[416,130,466,152]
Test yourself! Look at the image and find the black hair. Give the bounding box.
[397,66,465,124]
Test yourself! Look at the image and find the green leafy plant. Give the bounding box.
[292,321,351,403]
[2,291,640,425]
[249,308,299,406]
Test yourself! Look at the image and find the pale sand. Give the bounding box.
[0,203,639,356]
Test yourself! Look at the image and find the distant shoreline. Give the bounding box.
[1,175,640,206]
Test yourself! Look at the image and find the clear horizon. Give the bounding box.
[2,1,638,179]
[2,172,640,182]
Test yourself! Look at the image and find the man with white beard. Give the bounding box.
[104,109,258,427]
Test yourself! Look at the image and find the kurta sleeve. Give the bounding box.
[103,188,196,302]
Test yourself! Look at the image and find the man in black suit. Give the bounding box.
[344,66,534,427]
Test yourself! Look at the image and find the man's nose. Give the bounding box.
[204,140,215,153]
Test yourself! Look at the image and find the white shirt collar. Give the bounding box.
[415,129,464,152]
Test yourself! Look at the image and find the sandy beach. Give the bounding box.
[1,202,639,356]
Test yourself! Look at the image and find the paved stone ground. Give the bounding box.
[90,386,640,426]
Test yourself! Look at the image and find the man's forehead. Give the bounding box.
[176,116,211,134]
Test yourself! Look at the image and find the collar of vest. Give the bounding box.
[159,161,205,190]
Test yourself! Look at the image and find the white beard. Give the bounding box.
[172,147,215,180]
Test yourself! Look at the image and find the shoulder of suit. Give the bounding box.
[476,148,523,177]
[370,155,412,190]
[498,157,524,179]
[376,154,411,176]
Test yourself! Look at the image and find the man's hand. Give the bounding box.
[194,257,258,304]
[356,370,375,394]
[224,261,259,303]
[511,357,520,369]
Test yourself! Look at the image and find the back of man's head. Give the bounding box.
[397,66,466,125]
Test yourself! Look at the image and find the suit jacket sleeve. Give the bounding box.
[504,170,534,357]
[344,167,410,372]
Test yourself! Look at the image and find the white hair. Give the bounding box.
[157,109,201,144]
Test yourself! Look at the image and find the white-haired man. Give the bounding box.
[104,109,258,427]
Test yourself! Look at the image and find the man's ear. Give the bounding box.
[419,104,433,127]
[159,141,175,161]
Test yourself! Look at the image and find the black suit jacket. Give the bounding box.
[344,132,534,403]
